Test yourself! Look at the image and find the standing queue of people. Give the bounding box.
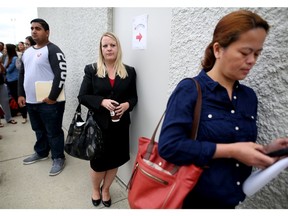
[0,37,35,128]
[2,9,288,209]
[0,39,27,139]
[0,42,18,128]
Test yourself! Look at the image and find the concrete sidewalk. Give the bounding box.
[0,115,129,209]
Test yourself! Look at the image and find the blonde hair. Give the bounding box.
[96,32,128,79]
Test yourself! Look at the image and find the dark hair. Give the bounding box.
[30,18,50,31]
[6,44,17,57]
[201,10,270,72]
[5,44,17,68]
[25,36,36,46]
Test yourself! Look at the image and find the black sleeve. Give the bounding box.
[77,64,104,110]
[18,61,26,97]
[125,65,138,112]
[47,43,67,101]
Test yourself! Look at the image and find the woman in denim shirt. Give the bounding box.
[5,44,28,123]
[158,10,288,209]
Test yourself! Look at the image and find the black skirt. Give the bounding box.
[90,119,130,172]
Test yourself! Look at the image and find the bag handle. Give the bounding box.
[191,78,202,140]
[76,103,82,113]
[145,78,202,159]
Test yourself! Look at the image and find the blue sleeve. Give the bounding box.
[158,78,216,167]
[6,56,17,74]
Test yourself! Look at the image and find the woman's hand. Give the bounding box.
[101,99,129,118]
[115,102,129,118]
[101,99,119,111]
[263,138,288,154]
[262,138,288,160]
[215,142,278,169]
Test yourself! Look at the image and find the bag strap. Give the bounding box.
[76,103,82,113]
[145,78,202,159]
[191,78,202,140]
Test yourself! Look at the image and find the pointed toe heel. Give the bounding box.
[92,198,101,207]
[102,199,111,207]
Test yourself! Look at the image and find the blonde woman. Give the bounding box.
[78,32,138,207]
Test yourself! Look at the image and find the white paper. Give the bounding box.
[242,157,288,196]
[132,14,148,50]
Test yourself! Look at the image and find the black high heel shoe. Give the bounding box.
[102,199,111,207]
[91,198,101,207]
[100,186,112,207]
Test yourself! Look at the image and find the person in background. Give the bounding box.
[18,18,67,176]
[4,44,26,123]
[158,10,288,209]
[16,37,36,73]
[4,44,27,124]
[0,52,17,127]
[17,42,25,55]
[78,32,138,207]
[0,42,6,62]
[24,36,36,49]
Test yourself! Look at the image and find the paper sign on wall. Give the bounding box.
[132,14,148,50]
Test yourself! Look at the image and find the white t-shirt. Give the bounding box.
[21,42,66,104]
[22,46,54,103]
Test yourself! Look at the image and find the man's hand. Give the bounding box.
[18,96,26,107]
[43,97,56,104]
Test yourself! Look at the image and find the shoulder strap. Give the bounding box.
[190,78,202,140]
[151,78,202,142]
[145,78,202,160]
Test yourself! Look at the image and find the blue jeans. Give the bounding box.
[26,102,65,159]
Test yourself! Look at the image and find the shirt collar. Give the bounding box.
[198,69,240,91]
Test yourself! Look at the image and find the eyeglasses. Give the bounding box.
[24,43,31,47]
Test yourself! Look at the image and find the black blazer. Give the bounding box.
[78,63,138,129]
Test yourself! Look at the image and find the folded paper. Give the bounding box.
[35,81,65,102]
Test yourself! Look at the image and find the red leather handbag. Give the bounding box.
[127,79,203,209]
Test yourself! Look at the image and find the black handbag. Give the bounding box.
[64,104,104,160]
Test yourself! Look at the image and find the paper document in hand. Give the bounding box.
[242,157,288,196]
[35,81,65,102]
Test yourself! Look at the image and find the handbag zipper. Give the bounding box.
[138,164,169,185]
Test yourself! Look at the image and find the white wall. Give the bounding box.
[113,8,171,184]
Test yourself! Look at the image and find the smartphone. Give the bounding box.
[266,147,288,157]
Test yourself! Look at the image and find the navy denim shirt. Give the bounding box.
[158,70,258,206]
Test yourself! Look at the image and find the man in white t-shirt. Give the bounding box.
[18,18,67,176]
